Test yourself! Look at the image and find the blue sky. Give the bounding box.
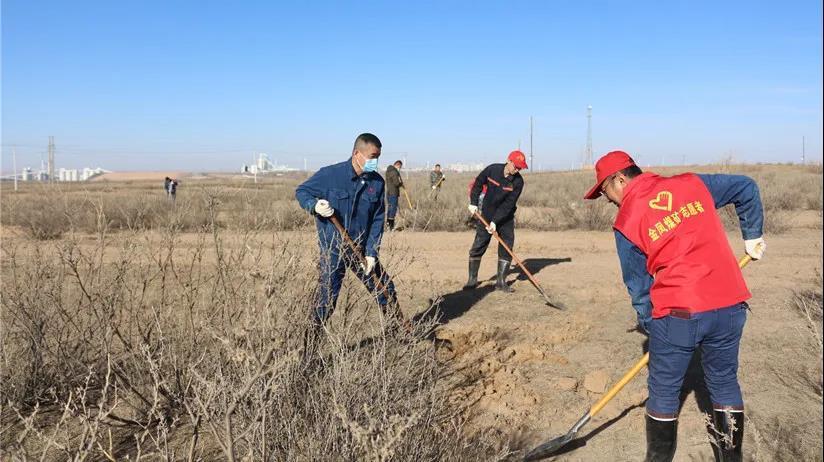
[2,0,822,172]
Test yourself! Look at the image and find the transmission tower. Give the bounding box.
[802,136,806,164]
[48,136,55,182]
[584,105,593,167]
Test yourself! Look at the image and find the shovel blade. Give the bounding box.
[540,292,567,310]
[523,432,575,461]
[545,299,567,311]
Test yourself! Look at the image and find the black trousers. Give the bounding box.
[469,218,514,262]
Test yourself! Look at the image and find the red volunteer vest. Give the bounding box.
[613,172,751,318]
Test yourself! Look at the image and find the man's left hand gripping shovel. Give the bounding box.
[523,252,757,461]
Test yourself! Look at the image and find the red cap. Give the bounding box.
[508,150,528,170]
[583,150,636,200]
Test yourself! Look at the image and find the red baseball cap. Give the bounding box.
[583,150,637,200]
[508,150,528,170]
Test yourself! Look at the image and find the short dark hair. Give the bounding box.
[353,133,382,153]
[434,164,441,168]
[394,160,403,166]
[619,165,643,178]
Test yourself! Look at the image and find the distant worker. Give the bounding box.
[164,177,172,197]
[168,178,179,201]
[295,133,398,326]
[464,150,527,292]
[584,150,765,461]
[384,160,404,230]
[429,164,445,200]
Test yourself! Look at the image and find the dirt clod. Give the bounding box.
[583,370,611,393]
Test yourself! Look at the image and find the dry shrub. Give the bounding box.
[0,207,512,460]
[2,164,821,235]
[789,279,823,398]
[558,201,614,231]
[750,276,824,462]
[761,210,794,235]
[8,192,72,240]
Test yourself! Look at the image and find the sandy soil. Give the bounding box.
[375,228,823,461]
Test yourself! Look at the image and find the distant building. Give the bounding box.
[241,153,299,176]
[445,162,485,173]
[41,166,107,182]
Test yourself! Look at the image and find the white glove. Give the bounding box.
[468,204,478,215]
[314,199,334,218]
[486,221,496,234]
[744,237,766,260]
[432,185,437,190]
[362,256,376,275]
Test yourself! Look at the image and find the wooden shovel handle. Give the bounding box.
[473,212,546,293]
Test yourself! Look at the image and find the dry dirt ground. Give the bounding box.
[370,227,822,461]
[1,223,820,460]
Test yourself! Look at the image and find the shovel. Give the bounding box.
[428,176,445,199]
[473,211,566,310]
[523,252,756,461]
[402,186,414,209]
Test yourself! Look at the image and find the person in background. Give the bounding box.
[429,164,445,200]
[384,160,404,230]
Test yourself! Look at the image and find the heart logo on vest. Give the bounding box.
[649,191,673,211]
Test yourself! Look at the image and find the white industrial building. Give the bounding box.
[241,153,299,175]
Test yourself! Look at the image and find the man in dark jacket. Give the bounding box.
[429,164,445,200]
[464,150,527,292]
[384,160,404,230]
[295,133,397,325]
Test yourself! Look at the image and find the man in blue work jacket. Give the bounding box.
[295,133,397,325]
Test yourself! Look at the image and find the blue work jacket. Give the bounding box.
[295,159,386,257]
[616,174,764,332]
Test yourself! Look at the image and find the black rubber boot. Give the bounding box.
[495,259,514,293]
[463,258,481,289]
[387,218,395,231]
[710,410,744,462]
[645,415,677,462]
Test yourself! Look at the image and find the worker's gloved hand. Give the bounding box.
[468,204,478,215]
[362,256,377,275]
[744,237,766,260]
[432,185,437,190]
[314,199,334,218]
[486,221,496,234]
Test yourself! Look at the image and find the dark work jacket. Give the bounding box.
[295,159,386,257]
[469,163,524,224]
[385,165,403,196]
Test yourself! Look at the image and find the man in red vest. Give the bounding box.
[585,151,765,462]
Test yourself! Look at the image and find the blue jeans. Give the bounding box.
[647,303,748,419]
[386,195,399,220]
